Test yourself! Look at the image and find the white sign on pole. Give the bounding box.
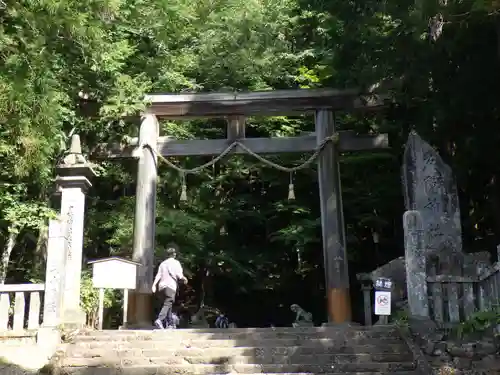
[88,257,140,330]
[374,291,391,316]
[90,257,140,290]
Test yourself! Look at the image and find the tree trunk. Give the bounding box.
[0,230,17,284]
[32,225,48,280]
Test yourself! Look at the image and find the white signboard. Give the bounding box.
[375,278,392,289]
[90,258,139,290]
[374,291,391,316]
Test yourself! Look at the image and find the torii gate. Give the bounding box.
[97,88,390,327]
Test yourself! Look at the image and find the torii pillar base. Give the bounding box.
[127,292,153,328]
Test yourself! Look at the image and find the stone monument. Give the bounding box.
[55,134,96,328]
[37,219,67,354]
[403,210,429,318]
[190,305,209,328]
[402,131,462,254]
[401,131,462,322]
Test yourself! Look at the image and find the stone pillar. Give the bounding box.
[129,114,159,327]
[403,210,429,318]
[38,220,66,352]
[42,220,67,327]
[55,135,96,328]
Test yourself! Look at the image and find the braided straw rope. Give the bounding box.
[143,133,339,175]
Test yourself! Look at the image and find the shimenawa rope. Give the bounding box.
[141,133,339,201]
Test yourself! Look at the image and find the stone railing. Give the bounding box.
[477,262,500,311]
[358,261,500,327]
[427,261,500,328]
[0,283,45,333]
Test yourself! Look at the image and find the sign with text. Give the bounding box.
[375,277,392,290]
[374,291,391,316]
[89,257,140,290]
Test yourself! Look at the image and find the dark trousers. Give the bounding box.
[157,287,176,325]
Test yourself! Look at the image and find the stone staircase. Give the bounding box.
[51,325,426,375]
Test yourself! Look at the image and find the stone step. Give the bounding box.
[66,343,412,358]
[72,337,406,350]
[74,328,401,342]
[62,352,415,367]
[60,371,419,375]
[59,362,417,374]
[80,327,394,335]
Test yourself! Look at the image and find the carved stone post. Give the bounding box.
[42,220,67,328]
[55,135,96,328]
[403,210,429,318]
[38,220,67,351]
[129,114,159,327]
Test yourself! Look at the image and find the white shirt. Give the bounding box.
[157,257,184,292]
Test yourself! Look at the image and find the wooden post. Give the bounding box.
[315,109,352,323]
[123,289,129,328]
[227,116,246,140]
[97,288,104,330]
[129,114,159,327]
[361,285,373,326]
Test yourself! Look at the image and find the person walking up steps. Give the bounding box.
[152,244,188,329]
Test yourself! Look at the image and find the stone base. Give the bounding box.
[292,322,314,328]
[408,315,440,338]
[321,321,361,328]
[124,323,156,330]
[128,292,153,327]
[374,315,390,325]
[61,308,86,329]
[37,327,61,359]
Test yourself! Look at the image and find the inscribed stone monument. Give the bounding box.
[42,220,67,327]
[403,210,429,317]
[402,131,462,254]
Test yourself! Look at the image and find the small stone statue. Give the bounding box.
[290,304,313,327]
[190,305,209,328]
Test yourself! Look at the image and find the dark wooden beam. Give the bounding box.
[144,88,391,118]
[92,131,389,159]
[316,109,351,323]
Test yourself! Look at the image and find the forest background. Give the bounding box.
[1,0,499,327]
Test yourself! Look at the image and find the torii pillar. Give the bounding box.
[316,110,352,323]
[128,114,159,327]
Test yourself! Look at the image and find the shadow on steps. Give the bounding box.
[0,357,40,375]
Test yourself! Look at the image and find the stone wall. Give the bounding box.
[418,332,500,374]
[0,334,50,373]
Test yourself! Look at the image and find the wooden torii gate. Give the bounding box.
[98,88,390,327]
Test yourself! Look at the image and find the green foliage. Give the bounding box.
[80,270,114,319]
[0,184,56,234]
[455,308,500,339]
[1,0,500,326]
[392,308,409,328]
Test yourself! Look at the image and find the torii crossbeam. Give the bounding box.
[95,88,390,326]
